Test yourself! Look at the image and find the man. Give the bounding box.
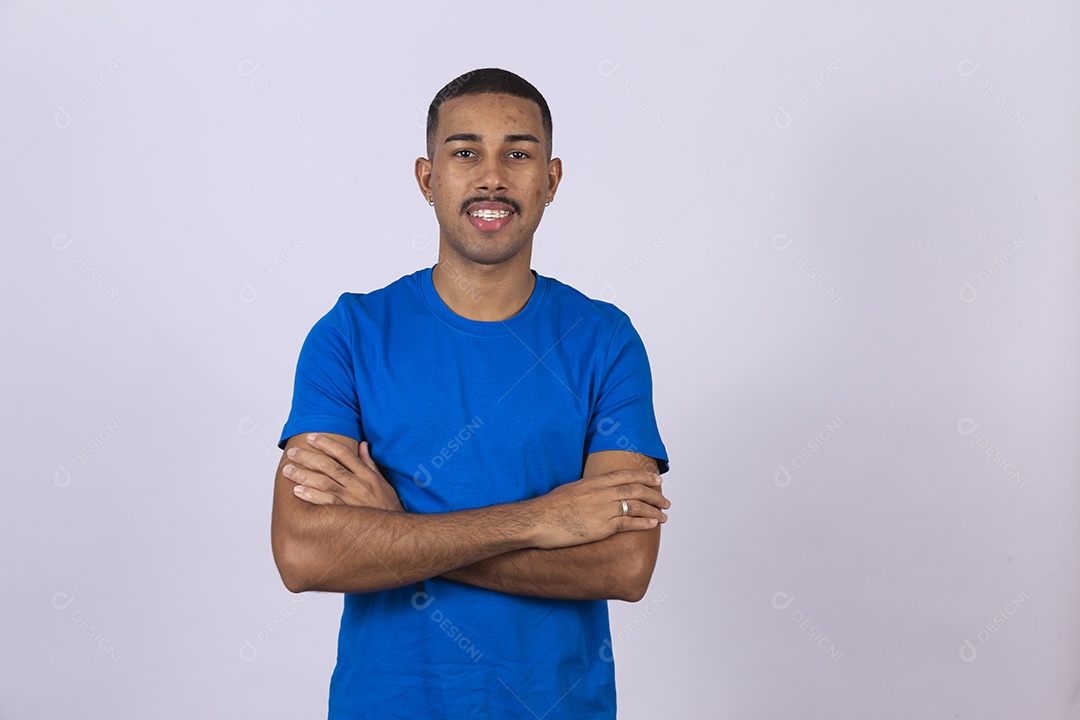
[272,67,670,718]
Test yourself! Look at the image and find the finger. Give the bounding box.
[306,433,368,477]
[358,441,379,474]
[285,449,350,489]
[293,484,341,505]
[283,464,341,497]
[600,468,662,488]
[624,485,671,509]
[622,499,668,523]
[608,482,669,508]
[288,446,349,478]
[613,517,659,533]
[289,444,368,489]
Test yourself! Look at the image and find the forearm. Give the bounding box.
[274,439,667,596]
[443,526,660,602]
[275,500,539,594]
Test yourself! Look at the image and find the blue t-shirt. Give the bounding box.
[279,266,668,719]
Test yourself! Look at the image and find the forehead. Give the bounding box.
[436,93,545,139]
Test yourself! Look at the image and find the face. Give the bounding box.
[416,92,562,267]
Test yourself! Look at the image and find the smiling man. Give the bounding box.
[272,68,670,719]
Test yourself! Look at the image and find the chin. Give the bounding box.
[448,235,529,267]
[460,248,522,266]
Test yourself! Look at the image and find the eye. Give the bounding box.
[452,149,477,158]
[508,151,529,160]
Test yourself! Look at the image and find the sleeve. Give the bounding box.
[584,312,670,473]
[277,294,364,450]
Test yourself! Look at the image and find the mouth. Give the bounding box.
[469,208,512,220]
[464,199,518,233]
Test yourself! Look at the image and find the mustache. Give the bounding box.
[459,195,521,215]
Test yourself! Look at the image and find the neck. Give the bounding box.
[432,253,535,322]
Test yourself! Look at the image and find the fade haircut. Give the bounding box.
[426,68,553,160]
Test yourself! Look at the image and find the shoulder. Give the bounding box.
[298,270,426,352]
[321,268,426,322]
[537,274,657,373]
[539,272,633,333]
[538,274,646,362]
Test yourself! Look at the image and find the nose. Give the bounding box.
[475,154,507,193]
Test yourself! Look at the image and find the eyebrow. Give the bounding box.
[443,133,540,145]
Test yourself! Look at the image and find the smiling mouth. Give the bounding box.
[462,196,521,216]
[468,209,512,220]
[462,198,518,232]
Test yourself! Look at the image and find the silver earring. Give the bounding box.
[428,199,434,206]
[545,200,550,207]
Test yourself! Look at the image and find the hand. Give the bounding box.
[527,469,670,550]
[283,433,403,511]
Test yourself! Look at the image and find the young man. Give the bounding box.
[272,68,670,719]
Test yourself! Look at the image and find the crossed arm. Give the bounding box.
[271,432,668,602]
[440,450,662,601]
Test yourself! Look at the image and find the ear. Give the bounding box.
[546,157,563,203]
[415,156,433,202]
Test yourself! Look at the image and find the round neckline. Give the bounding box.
[420,265,548,337]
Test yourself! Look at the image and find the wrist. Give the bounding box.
[510,496,544,550]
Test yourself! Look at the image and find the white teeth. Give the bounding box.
[469,209,511,219]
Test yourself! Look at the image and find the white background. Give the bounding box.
[2,1,1078,718]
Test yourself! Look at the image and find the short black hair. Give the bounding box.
[426,68,553,160]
